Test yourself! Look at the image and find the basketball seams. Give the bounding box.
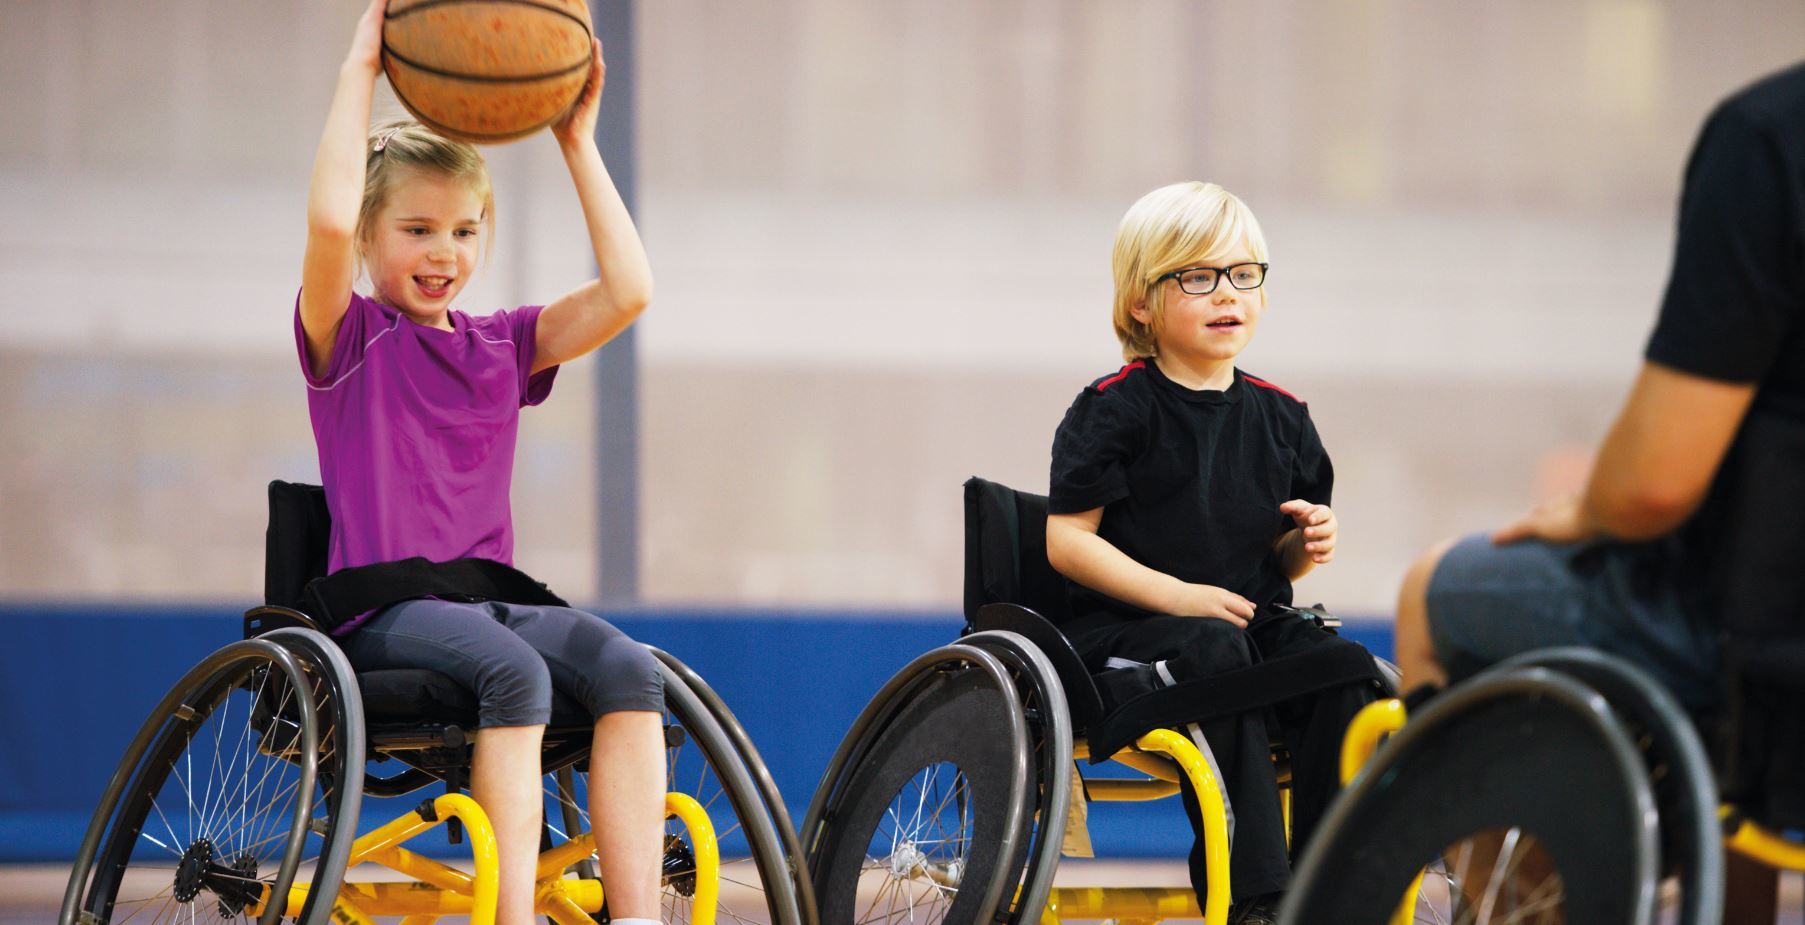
[385,0,592,38]
[382,43,591,85]
[387,73,576,143]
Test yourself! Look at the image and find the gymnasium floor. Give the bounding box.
[8,861,1801,923]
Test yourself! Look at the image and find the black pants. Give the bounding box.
[1072,611,1379,905]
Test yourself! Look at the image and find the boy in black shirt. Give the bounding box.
[1048,181,1377,924]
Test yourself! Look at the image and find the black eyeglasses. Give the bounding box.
[1156,262,1268,295]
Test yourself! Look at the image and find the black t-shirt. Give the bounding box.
[1644,63,1805,635]
[1048,360,1333,635]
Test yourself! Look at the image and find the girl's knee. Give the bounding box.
[582,636,664,717]
[477,648,553,727]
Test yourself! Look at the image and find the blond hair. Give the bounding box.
[1111,182,1269,361]
[354,120,496,273]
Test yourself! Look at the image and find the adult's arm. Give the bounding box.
[1501,91,1787,546]
[1579,361,1757,540]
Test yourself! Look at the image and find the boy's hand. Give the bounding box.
[344,0,389,76]
[1281,500,1337,564]
[1167,583,1254,628]
[551,39,606,149]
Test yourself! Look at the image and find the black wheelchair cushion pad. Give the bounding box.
[357,668,592,728]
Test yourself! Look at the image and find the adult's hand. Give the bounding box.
[1492,493,1598,546]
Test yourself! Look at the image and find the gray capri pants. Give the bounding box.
[1426,532,1720,710]
[338,598,665,727]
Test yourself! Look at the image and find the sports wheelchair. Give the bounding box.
[61,481,815,925]
[798,478,1397,925]
[1282,636,1805,925]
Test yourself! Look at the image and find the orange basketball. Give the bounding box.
[382,0,593,144]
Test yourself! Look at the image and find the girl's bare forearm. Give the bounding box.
[559,136,653,314]
[307,65,379,237]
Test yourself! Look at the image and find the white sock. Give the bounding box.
[613,918,661,925]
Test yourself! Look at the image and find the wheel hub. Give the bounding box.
[662,833,697,897]
[214,852,262,916]
[169,838,263,914]
[172,839,214,903]
[887,841,963,888]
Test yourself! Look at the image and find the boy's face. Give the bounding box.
[1136,247,1265,367]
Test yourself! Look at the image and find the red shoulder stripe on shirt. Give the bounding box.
[1242,374,1303,403]
[1094,360,1146,392]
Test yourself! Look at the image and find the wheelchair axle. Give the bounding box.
[886,840,964,890]
[662,832,698,897]
[170,837,263,916]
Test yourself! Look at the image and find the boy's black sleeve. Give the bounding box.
[1049,388,1145,514]
[1291,408,1334,507]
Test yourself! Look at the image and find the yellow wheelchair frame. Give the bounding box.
[1039,731,1232,925]
[266,792,720,925]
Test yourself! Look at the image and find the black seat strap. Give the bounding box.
[302,557,568,633]
[1085,643,1381,761]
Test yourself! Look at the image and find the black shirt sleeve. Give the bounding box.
[1646,101,1802,383]
[1049,387,1145,514]
[1291,407,1334,507]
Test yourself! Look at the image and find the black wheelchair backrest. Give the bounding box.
[265,480,332,611]
[963,477,1106,732]
[962,477,1074,628]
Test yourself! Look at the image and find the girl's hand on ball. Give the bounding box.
[345,0,389,75]
[552,39,606,147]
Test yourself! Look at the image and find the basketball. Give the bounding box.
[382,0,593,144]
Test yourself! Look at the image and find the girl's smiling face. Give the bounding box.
[363,169,486,328]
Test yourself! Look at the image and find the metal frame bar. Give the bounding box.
[245,791,717,924]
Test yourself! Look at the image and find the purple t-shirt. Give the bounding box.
[295,291,558,632]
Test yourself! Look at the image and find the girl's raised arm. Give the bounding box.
[299,0,387,377]
[533,40,655,375]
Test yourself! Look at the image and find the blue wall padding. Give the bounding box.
[0,604,1392,862]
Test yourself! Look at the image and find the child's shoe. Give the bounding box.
[1229,893,1282,925]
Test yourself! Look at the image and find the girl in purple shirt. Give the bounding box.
[298,3,661,923]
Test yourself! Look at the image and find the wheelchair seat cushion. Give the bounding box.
[357,668,592,728]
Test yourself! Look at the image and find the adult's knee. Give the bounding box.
[1395,536,1461,689]
[1399,537,1460,617]
[474,646,553,728]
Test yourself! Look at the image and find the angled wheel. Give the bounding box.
[1496,648,1722,925]
[62,630,364,925]
[959,630,1072,925]
[651,648,819,925]
[1281,668,1659,925]
[804,644,1034,925]
[545,655,806,925]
